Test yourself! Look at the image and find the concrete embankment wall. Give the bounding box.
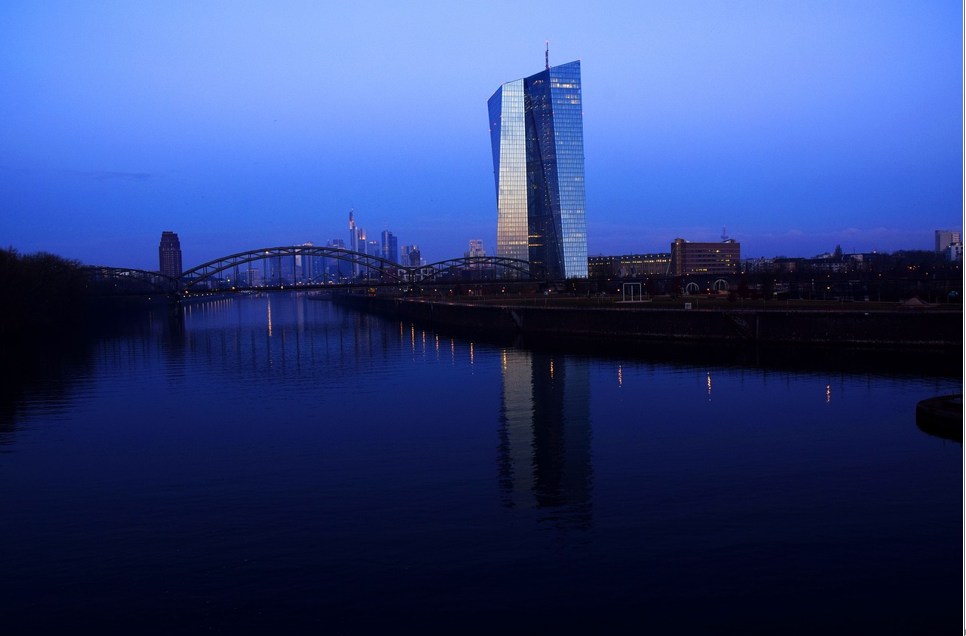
[334,295,963,348]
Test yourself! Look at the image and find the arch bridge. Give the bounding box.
[84,246,544,296]
[83,266,178,295]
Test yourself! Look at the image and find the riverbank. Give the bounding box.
[915,394,963,442]
[333,293,963,349]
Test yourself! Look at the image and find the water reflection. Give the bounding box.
[2,293,961,633]
[180,294,405,378]
[0,339,94,437]
[266,294,273,336]
[498,349,592,528]
[0,301,180,438]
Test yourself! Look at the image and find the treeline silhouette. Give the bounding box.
[0,247,88,337]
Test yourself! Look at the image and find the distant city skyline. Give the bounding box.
[1,1,961,270]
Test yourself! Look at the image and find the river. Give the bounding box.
[1,292,960,634]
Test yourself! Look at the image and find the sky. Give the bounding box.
[0,0,962,270]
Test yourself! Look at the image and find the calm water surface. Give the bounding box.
[1,293,960,634]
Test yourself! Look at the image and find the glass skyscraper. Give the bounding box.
[488,60,588,279]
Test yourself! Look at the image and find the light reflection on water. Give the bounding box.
[0,292,960,633]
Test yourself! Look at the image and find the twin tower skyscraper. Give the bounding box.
[488,58,588,279]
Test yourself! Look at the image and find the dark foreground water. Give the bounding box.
[1,293,961,634]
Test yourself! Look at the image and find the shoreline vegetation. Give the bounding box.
[0,247,172,339]
[0,248,87,338]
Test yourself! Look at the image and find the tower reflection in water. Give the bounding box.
[498,349,592,527]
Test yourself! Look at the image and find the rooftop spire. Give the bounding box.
[545,41,549,70]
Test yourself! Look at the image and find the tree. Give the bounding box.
[0,248,86,336]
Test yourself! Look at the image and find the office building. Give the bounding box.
[381,230,399,264]
[296,241,324,284]
[158,231,182,277]
[946,242,963,262]
[348,208,367,278]
[588,253,671,278]
[348,208,359,253]
[326,238,350,282]
[488,58,588,279]
[467,240,485,258]
[403,245,421,267]
[670,238,740,276]
[935,230,961,254]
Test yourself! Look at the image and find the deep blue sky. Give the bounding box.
[1,1,962,270]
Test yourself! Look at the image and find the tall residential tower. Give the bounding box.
[488,58,588,279]
[158,231,182,277]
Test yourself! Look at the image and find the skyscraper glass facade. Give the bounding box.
[381,230,399,265]
[488,60,587,279]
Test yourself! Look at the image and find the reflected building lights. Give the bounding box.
[498,349,592,528]
[617,364,623,388]
[295,294,304,330]
[707,371,712,400]
[266,296,273,337]
[826,383,831,404]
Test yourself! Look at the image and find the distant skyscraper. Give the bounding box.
[467,239,485,258]
[298,241,322,283]
[327,238,349,281]
[403,245,421,267]
[381,230,399,264]
[158,231,182,276]
[488,58,588,279]
[349,208,366,277]
[465,239,486,271]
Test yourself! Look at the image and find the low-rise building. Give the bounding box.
[588,253,671,278]
[670,238,740,276]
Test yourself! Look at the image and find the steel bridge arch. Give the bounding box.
[82,266,178,295]
[81,248,544,296]
[178,246,407,291]
[178,248,542,291]
[414,256,542,282]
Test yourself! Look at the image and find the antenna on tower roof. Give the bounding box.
[545,41,549,70]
